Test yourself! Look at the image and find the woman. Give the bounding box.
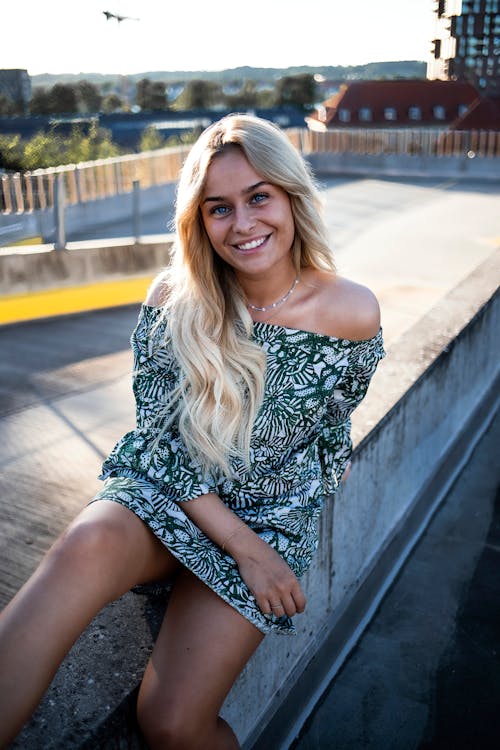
[0,114,384,749]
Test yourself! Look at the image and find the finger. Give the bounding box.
[256,593,276,616]
[279,594,298,618]
[291,583,307,614]
[269,601,286,617]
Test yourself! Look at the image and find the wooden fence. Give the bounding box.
[1,128,499,215]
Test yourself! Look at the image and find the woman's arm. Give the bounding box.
[183,493,306,618]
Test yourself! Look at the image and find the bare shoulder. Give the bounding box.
[145,271,170,307]
[311,272,381,340]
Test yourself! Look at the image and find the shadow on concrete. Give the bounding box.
[1,305,141,415]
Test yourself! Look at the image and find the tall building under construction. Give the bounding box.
[428,0,500,97]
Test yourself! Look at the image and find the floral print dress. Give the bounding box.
[95,304,385,635]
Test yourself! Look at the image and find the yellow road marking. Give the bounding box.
[0,275,155,325]
[7,236,44,246]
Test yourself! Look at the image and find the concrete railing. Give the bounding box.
[0,235,175,296]
[11,250,500,749]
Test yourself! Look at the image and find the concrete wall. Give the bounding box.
[11,251,499,749]
[0,236,175,296]
[0,182,177,246]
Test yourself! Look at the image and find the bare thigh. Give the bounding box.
[137,569,265,741]
[74,499,181,595]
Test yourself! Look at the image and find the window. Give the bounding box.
[338,108,351,122]
[458,104,470,116]
[358,107,372,122]
[433,105,446,120]
[317,105,327,122]
[384,107,397,121]
[408,106,422,121]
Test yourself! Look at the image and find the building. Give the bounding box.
[427,0,500,97]
[306,80,479,130]
[0,69,32,113]
[449,94,500,127]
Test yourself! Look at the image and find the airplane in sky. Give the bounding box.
[102,10,139,22]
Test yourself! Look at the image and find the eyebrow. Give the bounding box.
[202,180,270,204]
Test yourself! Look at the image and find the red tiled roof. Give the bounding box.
[449,97,500,130]
[308,79,480,128]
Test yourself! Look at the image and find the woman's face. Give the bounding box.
[199,147,295,280]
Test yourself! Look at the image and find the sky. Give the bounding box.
[2,0,435,76]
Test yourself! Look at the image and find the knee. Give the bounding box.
[47,509,129,593]
[137,696,203,750]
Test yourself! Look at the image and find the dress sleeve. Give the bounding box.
[318,329,385,493]
[99,304,220,501]
[328,329,385,423]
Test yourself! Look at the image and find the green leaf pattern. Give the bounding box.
[95,305,385,635]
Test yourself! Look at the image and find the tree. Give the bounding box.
[0,133,23,170]
[77,81,102,113]
[139,126,166,151]
[274,74,317,109]
[30,87,52,115]
[226,80,259,109]
[174,79,223,110]
[22,131,65,169]
[1,124,123,171]
[47,83,79,114]
[101,93,124,113]
[136,78,168,111]
[0,94,17,116]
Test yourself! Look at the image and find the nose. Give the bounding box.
[232,204,256,234]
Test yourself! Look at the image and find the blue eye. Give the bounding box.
[210,205,230,216]
[251,192,268,204]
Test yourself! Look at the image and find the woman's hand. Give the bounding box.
[226,528,306,618]
[182,492,306,618]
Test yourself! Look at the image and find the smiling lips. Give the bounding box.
[233,235,270,252]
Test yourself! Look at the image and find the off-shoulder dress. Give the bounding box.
[94,304,385,635]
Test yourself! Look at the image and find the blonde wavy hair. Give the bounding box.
[154,114,335,476]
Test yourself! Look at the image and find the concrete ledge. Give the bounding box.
[0,235,175,296]
[11,251,500,749]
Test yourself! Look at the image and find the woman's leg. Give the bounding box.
[137,569,265,750]
[0,500,180,748]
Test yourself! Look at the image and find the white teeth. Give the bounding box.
[236,237,266,251]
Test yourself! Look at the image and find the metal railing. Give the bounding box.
[1,128,499,215]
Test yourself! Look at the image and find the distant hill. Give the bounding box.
[31,61,426,88]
